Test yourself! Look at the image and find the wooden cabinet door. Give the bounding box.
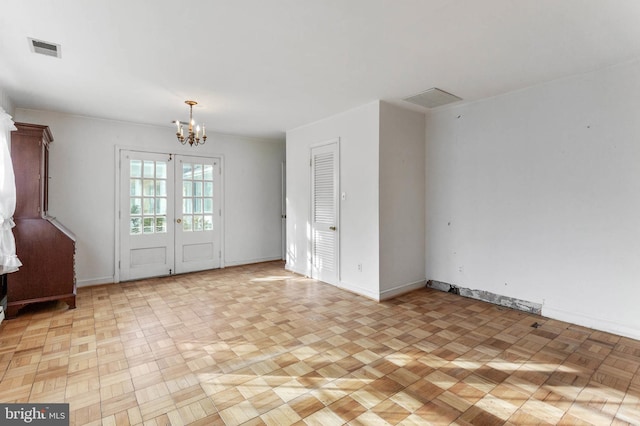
[11,123,52,219]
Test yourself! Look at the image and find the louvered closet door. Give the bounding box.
[310,142,339,285]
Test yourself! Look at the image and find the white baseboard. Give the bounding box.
[224,256,283,267]
[380,280,427,301]
[79,259,284,288]
[284,263,311,278]
[282,264,380,301]
[336,280,380,301]
[542,306,640,341]
[283,265,425,302]
[77,276,114,288]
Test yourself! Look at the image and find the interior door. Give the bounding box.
[310,142,339,284]
[120,151,175,281]
[175,156,221,273]
[119,151,222,281]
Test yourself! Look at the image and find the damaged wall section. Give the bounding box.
[427,280,542,315]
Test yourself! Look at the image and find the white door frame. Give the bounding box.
[114,146,225,283]
[309,138,340,285]
[281,161,286,260]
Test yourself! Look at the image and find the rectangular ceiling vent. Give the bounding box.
[404,88,461,109]
[28,38,61,58]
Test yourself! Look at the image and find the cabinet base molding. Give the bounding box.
[6,294,76,319]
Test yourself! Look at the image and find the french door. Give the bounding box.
[119,150,221,281]
[175,155,222,274]
[310,141,339,285]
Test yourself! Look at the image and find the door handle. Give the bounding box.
[329,226,336,231]
[176,218,182,224]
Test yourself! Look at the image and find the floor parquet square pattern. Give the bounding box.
[1,261,639,425]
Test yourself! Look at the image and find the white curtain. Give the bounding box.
[0,107,21,274]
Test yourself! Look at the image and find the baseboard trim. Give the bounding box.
[543,306,640,341]
[225,256,282,267]
[79,259,285,288]
[428,280,542,315]
[77,276,114,288]
[380,280,427,301]
[337,280,380,301]
[284,263,309,276]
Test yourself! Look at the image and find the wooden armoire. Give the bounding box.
[6,122,76,318]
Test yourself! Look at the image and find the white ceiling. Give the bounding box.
[1,1,640,140]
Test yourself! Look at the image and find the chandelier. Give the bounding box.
[175,100,206,146]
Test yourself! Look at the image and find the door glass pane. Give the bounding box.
[204,182,213,197]
[156,162,167,179]
[183,215,193,231]
[143,161,155,178]
[194,215,203,231]
[130,218,141,234]
[183,182,192,197]
[143,217,154,234]
[204,165,213,180]
[194,164,203,180]
[130,179,142,196]
[143,198,155,214]
[193,182,203,197]
[130,198,142,215]
[183,163,192,180]
[156,198,167,215]
[204,198,213,213]
[130,160,142,177]
[143,180,155,196]
[155,217,167,233]
[193,198,202,214]
[204,215,213,230]
[183,198,192,214]
[156,180,167,196]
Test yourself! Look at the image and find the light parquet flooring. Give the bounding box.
[1,261,640,425]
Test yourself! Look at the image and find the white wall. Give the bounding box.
[14,109,285,286]
[222,137,285,266]
[0,88,14,116]
[286,101,380,298]
[379,102,426,298]
[425,59,640,339]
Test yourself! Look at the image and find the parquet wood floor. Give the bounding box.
[1,261,639,425]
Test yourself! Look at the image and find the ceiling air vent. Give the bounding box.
[404,88,461,109]
[28,38,61,58]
